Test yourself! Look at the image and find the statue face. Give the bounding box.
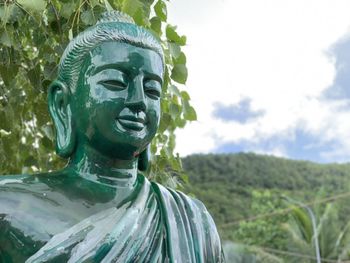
[71,42,163,159]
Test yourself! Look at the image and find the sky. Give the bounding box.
[167,0,350,163]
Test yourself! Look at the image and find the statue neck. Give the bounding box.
[67,145,139,188]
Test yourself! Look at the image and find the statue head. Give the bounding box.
[48,11,164,170]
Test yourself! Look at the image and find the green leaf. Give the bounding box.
[170,103,180,119]
[166,25,186,46]
[171,64,187,84]
[169,85,181,97]
[0,129,11,137]
[168,42,181,59]
[0,64,18,86]
[90,0,101,8]
[89,0,103,7]
[24,156,38,167]
[103,0,114,11]
[41,136,53,149]
[120,0,149,25]
[174,51,186,65]
[158,113,171,133]
[180,91,191,100]
[167,135,176,153]
[68,28,73,40]
[175,117,186,128]
[32,28,47,47]
[157,155,168,170]
[17,0,46,13]
[0,30,12,47]
[0,4,22,25]
[154,0,167,22]
[139,1,152,24]
[122,0,142,17]
[41,124,54,141]
[133,6,148,26]
[150,16,161,35]
[183,100,197,121]
[150,141,157,154]
[43,62,57,80]
[0,6,9,24]
[60,2,76,19]
[81,10,95,25]
[27,64,41,88]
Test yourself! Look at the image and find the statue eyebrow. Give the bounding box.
[91,64,128,76]
[92,64,163,85]
[143,71,163,86]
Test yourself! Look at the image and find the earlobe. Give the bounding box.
[138,146,150,172]
[48,80,76,158]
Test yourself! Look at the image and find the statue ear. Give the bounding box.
[48,80,76,158]
[138,146,150,172]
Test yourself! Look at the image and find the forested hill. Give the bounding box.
[183,153,350,191]
[182,153,350,241]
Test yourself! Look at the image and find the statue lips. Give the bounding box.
[117,114,146,132]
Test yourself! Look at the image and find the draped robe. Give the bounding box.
[0,174,224,262]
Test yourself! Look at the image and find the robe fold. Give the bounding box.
[0,175,224,263]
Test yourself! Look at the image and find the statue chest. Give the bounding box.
[0,191,93,260]
[0,187,131,262]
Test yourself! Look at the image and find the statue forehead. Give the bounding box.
[86,42,164,76]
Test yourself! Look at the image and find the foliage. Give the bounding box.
[223,241,283,263]
[231,191,289,250]
[183,153,350,192]
[183,152,350,258]
[283,203,350,262]
[0,0,196,185]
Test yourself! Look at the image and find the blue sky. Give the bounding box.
[213,98,265,124]
[324,35,350,100]
[214,130,340,163]
[168,0,350,163]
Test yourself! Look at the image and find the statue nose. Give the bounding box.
[125,76,146,112]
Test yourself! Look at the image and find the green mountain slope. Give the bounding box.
[182,153,350,243]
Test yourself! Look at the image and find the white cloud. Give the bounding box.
[168,0,350,161]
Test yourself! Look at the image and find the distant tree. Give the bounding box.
[0,0,196,185]
[231,190,289,250]
[222,241,283,263]
[283,203,350,262]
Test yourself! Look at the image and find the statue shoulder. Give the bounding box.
[151,181,213,219]
[0,174,36,195]
[151,181,224,262]
[0,173,55,195]
[0,171,85,260]
[0,174,49,215]
[0,172,74,221]
[0,174,32,185]
[0,174,51,260]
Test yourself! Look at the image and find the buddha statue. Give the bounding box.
[0,11,224,262]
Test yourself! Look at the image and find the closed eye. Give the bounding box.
[144,80,161,99]
[98,80,127,91]
[145,88,161,99]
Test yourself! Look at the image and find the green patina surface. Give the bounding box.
[0,11,223,263]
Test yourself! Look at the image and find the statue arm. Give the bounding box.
[187,196,225,262]
[0,176,47,261]
[152,182,225,262]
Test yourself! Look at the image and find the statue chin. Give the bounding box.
[0,10,224,263]
[80,135,150,161]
